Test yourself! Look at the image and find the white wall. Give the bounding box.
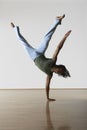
[0,0,87,88]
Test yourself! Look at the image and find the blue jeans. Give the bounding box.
[14,19,61,60]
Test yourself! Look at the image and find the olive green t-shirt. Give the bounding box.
[34,55,54,76]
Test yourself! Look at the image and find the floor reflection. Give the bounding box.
[46,101,54,130]
[0,90,87,130]
[58,126,71,130]
[46,101,71,130]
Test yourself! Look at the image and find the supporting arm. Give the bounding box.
[52,30,72,63]
[45,75,55,101]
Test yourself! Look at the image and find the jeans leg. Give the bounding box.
[14,26,39,60]
[36,19,61,54]
[24,46,41,60]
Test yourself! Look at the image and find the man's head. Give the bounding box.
[52,64,70,78]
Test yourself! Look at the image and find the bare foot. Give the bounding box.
[11,22,15,28]
[56,14,65,21]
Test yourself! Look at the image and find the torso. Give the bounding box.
[34,55,54,76]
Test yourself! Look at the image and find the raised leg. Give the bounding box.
[11,23,39,60]
[37,14,65,54]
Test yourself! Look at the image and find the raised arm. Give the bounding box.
[52,30,72,63]
[46,75,55,101]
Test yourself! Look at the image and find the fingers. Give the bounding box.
[48,98,56,101]
[66,30,72,33]
[65,30,72,38]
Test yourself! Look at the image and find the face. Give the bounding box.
[54,67,63,74]
[52,65,70,78]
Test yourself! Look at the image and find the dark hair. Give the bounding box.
[56,64,71,78]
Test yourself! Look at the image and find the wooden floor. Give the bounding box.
[0,89,87,130]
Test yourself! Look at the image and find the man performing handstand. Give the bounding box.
[11,14,71,101]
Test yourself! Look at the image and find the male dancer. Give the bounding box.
[11,14,71,101]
